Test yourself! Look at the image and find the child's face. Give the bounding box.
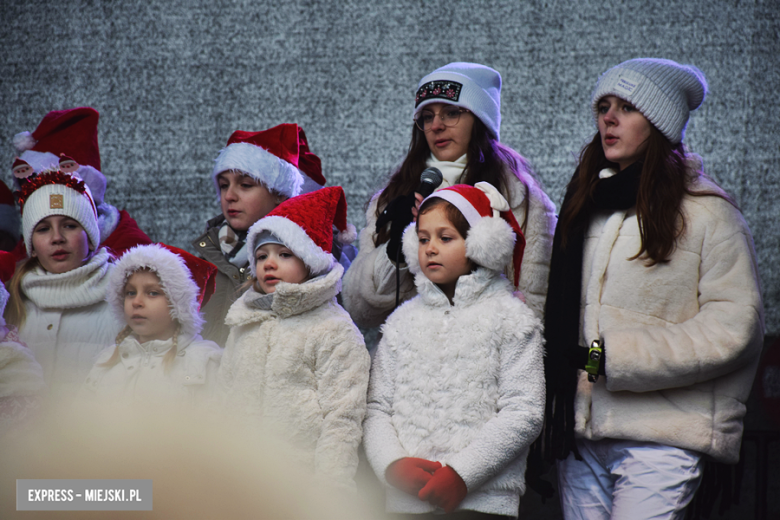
[31,215,92,274]
[218,171,283,232]
[417,205,472,297]
[254,243,308,294]
[123,270,177,344]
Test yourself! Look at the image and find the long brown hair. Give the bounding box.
[374,118,533,246]
[559,126,736,265]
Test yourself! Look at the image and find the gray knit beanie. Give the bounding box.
[414,62,502,141]
[591,58,708,144]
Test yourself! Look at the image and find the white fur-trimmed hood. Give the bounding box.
[107,244,204,337]
[401,216,516,276]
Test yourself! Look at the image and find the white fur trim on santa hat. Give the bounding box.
[246,215,335,278]
[337,223,358,245]
[106,244,204,338]
[212,142,304,199]
[401,215,515,277]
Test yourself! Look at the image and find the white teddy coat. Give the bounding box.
[80,333,222,408]
[574,173,764,464]
[217,264,370,490]
[342,163,556,328]
[363,268,545,516]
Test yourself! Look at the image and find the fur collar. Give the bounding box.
[226,263,343,326]
[414,266,504,308]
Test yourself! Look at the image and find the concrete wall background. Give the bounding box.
[2,0,778,332]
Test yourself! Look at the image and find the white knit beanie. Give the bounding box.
[414,62,502,141]
[19,172,100,253]
[591,58,708,144]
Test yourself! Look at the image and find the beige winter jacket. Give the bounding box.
[573,172,764,464]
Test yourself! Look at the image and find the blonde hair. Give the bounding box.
[4,257,40,329]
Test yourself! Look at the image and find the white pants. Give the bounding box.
[557,438,703,520]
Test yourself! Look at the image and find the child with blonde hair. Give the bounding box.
[364,183,545,518]
[80,244,221,408]
[218,186,369,491]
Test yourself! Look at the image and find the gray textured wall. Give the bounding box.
[2,0,778,334]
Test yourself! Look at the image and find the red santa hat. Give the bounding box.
[402,182,526,286]
[211,124,325,199]
[245,186,356,277]
[0,181,21,242]
[107,244,218,338]
[13,107,101,172]
[0,251,15,323]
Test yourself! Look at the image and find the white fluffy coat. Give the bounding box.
[363,268,545,516]
[218,264,370,490]
[574,173,764,464]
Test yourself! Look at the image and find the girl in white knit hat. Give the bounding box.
[79,244,222,409]
[363,182,545,519]
[217,186,369,492]
[4,170,123,401]
[343,62,557,333]
[538,58,764,519]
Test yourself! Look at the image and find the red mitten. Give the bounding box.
[418,465,468,513]
[385,457,443,496]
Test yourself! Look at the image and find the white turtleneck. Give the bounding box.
[18,248,123,402]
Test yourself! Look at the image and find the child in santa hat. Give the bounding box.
[79,244,221,409]
[5,169,123,401]
[0,251,46,436]
[363,183,545,518]
[11,107,153,262]
[217,186,369,491]
[192,124,353,347]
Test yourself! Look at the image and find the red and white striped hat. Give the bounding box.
[402,181,526,286]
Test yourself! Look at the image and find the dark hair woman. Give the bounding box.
[342,62,557,330]
[540,58,764,519]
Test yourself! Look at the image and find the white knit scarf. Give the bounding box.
[22,248,112,310]
[426,153,468,189]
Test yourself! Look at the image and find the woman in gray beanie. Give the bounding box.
[342,62,557,330]
[539,58,764,519]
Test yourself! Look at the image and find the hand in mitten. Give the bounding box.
[418,465,468,513]
[376,194,415,264]
[385,457,442,496]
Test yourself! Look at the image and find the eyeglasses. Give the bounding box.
[414,107,470,132]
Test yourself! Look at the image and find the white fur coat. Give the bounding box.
[217,264,370,491]
[363,267,545,516]
[574,174,764,464]
[342,164,556,329]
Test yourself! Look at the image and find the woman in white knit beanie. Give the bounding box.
[5,170,122,402]
[342,62,557,334]
[538,58,764,519]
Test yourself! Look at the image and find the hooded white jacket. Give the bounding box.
[218,264,370,491]
[363,268,545,516]
[573,172,764,464]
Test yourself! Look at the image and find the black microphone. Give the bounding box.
[416,167,443,198]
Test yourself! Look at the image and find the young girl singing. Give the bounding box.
[80,244,221,408]
[218,186,370,491]
[363,183,545,518]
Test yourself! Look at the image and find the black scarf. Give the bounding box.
[537,161,642,463]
